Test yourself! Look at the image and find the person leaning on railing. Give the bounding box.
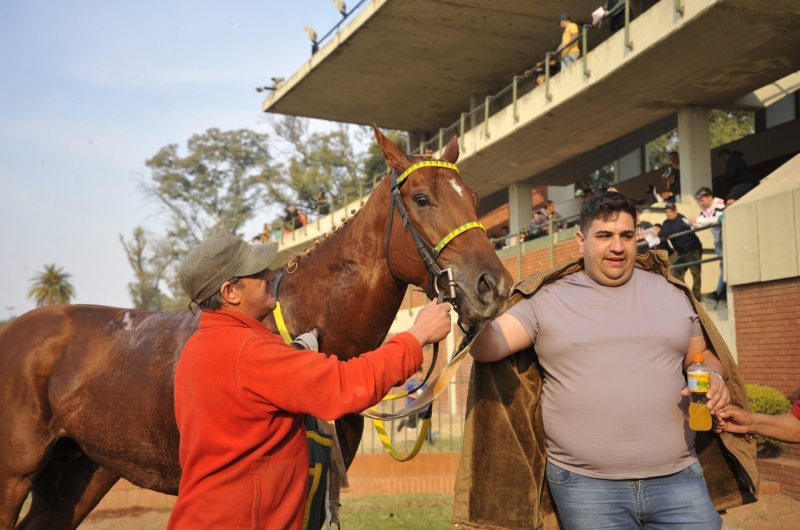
[660,203,703,299]
[688,187,726,302]
[556,14,580,69]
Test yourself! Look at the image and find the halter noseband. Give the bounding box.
[384,160,485,304]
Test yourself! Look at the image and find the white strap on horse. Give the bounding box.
[360,329,480,421]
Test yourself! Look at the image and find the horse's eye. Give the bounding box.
[414,194,430,207]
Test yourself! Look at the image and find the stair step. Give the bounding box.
[758,480,782,496]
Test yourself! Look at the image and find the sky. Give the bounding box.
[0,0,360,317]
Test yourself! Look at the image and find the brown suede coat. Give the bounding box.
[452,251,758,530]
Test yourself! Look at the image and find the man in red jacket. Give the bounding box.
[168,234,452,529]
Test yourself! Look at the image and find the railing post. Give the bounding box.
[484,96,491,139]
[582,25,591,77]
[420,141,424,156]
[316,206,321,231]
[548,218,555,268]
[460,112,467,153]
[512,75,520,122]
[359,183,363,202]
[625,0,633,50]
[343,191,348,219]
[439,128,445,152]
[545,52,553,101]
[675,0,685,16]
[516,232,523,281]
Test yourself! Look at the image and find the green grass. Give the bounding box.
[339,494,453,530]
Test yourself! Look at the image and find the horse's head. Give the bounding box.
[373,125,512,326]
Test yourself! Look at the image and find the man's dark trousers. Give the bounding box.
[673,249,702,299]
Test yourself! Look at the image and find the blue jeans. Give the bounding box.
[561,52,580,70]
[546,460,722,530]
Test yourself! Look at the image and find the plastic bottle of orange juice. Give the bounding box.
[687,353,712,431]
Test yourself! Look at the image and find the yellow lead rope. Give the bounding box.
[273,301,293,344]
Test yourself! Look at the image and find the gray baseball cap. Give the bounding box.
[179,234,279,304]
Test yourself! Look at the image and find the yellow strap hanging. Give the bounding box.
[273,301,293,344]
[370,411,431,462]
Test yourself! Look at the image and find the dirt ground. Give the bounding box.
[74,494,800,530]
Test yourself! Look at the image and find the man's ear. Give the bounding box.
[576,231,586,254]
[219,281,240,306]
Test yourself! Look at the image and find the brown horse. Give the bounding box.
[0,127,511,529]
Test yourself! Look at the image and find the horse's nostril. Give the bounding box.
[477,272,497,300]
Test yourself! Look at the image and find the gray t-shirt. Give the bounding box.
[506,268,702,479]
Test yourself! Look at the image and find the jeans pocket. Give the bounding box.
[685,459,705,478]
[546,461,574,486]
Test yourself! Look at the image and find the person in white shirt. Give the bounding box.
[689,187,726,301]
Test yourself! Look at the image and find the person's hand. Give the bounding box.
[714,405,753,434]
[680,372,729,414]
[661,191,673,199]
[407,300,452,346]
[688,217,697,224]
[524,70,531,77]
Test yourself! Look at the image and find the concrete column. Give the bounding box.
[508,181,533,238]
[547,184,575,204]
[617,148,645,182]
[407,131,423,153]
[677,106,712,202]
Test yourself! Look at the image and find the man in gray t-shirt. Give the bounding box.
[469,192,730,530]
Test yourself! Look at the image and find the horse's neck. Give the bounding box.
[275,187,410,357]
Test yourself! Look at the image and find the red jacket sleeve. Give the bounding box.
[236,332,423,420]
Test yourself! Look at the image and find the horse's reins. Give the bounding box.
[272,159,486,461]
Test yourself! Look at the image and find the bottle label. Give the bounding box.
[687,371,710,392]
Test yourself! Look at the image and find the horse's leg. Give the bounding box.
[16,449,118,530]
[335,413,364,469]
[0,428,56,529]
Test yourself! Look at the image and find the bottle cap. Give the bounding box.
[692,353,704,363]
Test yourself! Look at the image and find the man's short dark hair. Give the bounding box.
[669,151,679,157]
[543,200,554,208]
[579,191,638,234]
[199,276,241,311]
[718,148,732,156]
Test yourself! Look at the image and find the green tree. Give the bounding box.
[28,264,75,306]
[144,127,277,246]
[265,117,407,218]
[709,110,754,149]
[120,227,181,311]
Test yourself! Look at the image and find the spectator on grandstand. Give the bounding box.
[660,203,703,299]
[283,205,300,230]
[715,148,757,202]
[525,55,561,85]
[493,225,510,250]
[257,223,272,244]
[556,15,580,70]
[315,190,330,216]
[297,209,307,227]
[593,0,632,34]
[525,201,565,242]
[689,187,726,302]
[661,151,681,201]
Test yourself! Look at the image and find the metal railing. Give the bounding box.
[309,0,370,55]
[408,0,684,156]
[359,379,470,454]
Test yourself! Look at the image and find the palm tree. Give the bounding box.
[28,264,76,306]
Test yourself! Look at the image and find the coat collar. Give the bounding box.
[199,308,271,334]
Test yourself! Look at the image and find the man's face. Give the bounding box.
[560,19,568,29]
[669,153,679,166]
[665,208,678,220]
[230,267,278,321]
[698,195,713,208]
[546,203,555,214]
[576,212,636,287]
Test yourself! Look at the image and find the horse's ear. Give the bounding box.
[372,123,410,172]
[440,134,460,164]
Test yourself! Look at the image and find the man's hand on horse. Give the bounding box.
[408,300,452,346]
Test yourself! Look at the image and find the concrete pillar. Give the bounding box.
[407,131,423,153]
[508,181,533,238]
[677,106,712,202]
[617,148,645,182]
[547,184,575,204]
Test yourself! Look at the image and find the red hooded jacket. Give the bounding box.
[167,309,422,529]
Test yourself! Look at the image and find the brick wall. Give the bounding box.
[733,276,800,500]
[733,276,800,399]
